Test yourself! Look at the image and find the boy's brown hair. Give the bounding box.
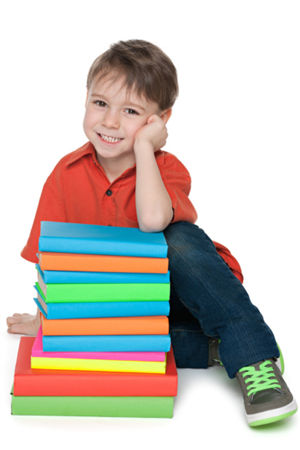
[86,39,179,111]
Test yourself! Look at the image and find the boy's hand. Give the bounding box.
[134,114,168,153]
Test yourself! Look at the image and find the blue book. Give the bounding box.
[34,297,170,320]
[42,334,171,353]
[36,264,170,284]
[39,222,168,258]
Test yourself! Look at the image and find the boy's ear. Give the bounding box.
[160,108,172,125]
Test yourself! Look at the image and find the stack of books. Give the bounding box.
[11,222,178,418]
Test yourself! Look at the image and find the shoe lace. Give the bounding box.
[239,360,282,397]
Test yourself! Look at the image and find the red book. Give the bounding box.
[13,337,178,397]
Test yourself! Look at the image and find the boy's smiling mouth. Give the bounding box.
[97,133,123,144]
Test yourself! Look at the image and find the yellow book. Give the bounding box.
[31,355,167,374]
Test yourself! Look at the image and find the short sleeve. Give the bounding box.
[158,152,198,224]
[21,179,67,263]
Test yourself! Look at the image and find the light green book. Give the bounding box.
[36,279,170,303]
[11,392,174,418]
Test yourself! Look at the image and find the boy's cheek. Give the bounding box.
[83,114,94,133]
[82,119,88,136]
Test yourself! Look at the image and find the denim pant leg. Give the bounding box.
[163,221,279,379]
[169,285,210,368]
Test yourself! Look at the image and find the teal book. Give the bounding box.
[34,294,170,320]
[39,221,168,257]
[36,264,170,284]
[42,334,171,352]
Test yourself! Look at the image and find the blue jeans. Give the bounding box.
[163,221,279,379]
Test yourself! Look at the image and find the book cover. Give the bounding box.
[33,295,170,320]
[39,221,168,258]
[36,264,170,284]
[36,278,170,302]
[38,252,169,274]
[32,327,166,361]
[11,392,174,418]
[14,337,178,397]
[41,314,169,336]
[42,334,171,353]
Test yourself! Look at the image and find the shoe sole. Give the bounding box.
[247,398,298,427]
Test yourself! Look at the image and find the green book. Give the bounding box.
[35,281,170,303]
[11,392,174,418]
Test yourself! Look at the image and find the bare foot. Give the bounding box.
[7,309,40,336]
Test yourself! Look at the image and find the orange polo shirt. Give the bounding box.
[21,141,198,263]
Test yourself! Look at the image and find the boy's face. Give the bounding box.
[83,75,166,167]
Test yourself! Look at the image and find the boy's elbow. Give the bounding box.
[138,210,173,233]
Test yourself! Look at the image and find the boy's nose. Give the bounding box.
[102,110,120,129]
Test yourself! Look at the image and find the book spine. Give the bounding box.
[42,316,169,336]
[39,253,169,274]
[40,267,170,284]
[14,372,178,396]
[39,236,168,258]
[33,297,171,319]
[31,356,167,374]
[40,282,171,302]
[42,334,171,353]
[11,395,174,418]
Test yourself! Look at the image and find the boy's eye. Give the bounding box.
[95,100,107,107]
[125,108,138,115]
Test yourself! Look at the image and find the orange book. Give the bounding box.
[38,252,169,274]
[41,315,169,336]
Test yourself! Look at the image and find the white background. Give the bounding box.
[0,0,299,448]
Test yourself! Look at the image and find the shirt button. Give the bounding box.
[106,189,113,196]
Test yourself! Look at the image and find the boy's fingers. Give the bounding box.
[147,114,160,124]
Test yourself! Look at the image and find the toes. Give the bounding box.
[13,313,30,317]
[7,316,22,326]
[7,313,32,326]
[7,324,23,334]
[7,323,37,336]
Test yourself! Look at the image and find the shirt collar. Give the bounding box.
[65,141,166,169]
[65,141,95,166]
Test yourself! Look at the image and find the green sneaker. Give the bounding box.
[208,338,223,366]
[208,339,285,374]
[236,359,298,427]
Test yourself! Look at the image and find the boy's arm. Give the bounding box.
[134,115,173,233]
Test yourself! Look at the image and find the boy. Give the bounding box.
[7,39,297,427]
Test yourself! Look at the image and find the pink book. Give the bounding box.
[32,327,166,362]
